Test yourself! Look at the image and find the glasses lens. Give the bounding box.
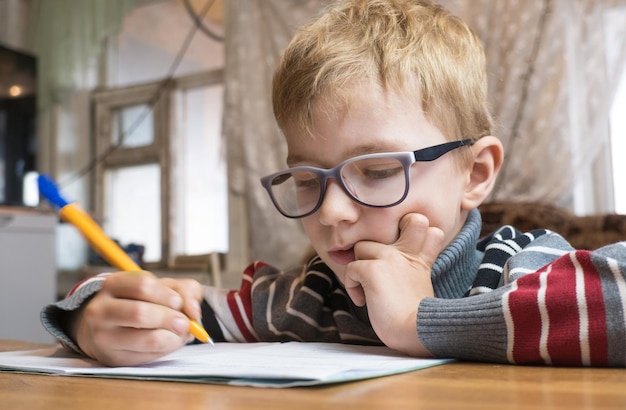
[269,170,321,217]
[341,156,407,206]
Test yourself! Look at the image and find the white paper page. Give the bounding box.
[0,342,451,387]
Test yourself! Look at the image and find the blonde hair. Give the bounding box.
[272,0,493,142]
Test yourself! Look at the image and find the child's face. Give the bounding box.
[282,84,472,285]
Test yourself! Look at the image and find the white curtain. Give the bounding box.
[223,0,626,267]
[223,0,331,269]
[441,0,626,211]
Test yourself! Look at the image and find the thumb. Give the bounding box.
[394,213,445,269]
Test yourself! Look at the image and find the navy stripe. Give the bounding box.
[192,299,225,344]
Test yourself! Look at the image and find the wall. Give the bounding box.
[0,0,32,52]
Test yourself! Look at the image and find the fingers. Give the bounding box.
[103,272,204,321]
[75,272,204,366]
[341,213,444,356]
[344,276,366,307]
[102,272,184,312]
[99,272,205,333]
[86,296,190,334]
[343,213,444,324]
[86,325,190,367]
[160,278,204,321]
[351,213,444,270]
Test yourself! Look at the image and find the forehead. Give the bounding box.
[283,83,446,166]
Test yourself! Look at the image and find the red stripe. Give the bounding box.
[508,271,544,364]
[67,280,86,296]
[67,273,110,296]
[543,253,608,366]
[226,262,267,342]
[508,251,609,366]
[544,255,581,365]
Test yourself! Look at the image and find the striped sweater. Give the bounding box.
[41,209,626,366]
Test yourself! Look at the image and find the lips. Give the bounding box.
[328,247,356,265]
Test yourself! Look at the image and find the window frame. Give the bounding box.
[92,69,224,269]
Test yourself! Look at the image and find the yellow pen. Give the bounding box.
[38,174,213,345]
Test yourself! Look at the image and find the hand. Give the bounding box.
[67,271,204,366]
[343,213,445,357]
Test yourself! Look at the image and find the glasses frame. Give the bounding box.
[260,139,474,219]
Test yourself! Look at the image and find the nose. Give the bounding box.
[317,179,360,226]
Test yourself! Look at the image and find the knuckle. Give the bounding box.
[133,276,157,298]
[182,279,203,295]
[127,302,153,324]
[409,213,428,226]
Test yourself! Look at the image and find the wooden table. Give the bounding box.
[1,339,625,410]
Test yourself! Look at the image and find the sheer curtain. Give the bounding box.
[223,0,626,268]
[222,0,330,269]
[441,0,626,212]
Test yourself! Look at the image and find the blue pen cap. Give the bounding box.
[37,174,70,209]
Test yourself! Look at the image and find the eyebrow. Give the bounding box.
[286,142,403,167]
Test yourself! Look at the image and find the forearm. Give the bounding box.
[417,291,509,363]
[418,244,626,366]
[201,284,258,343]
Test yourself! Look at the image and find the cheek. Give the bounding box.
[402,167,468,241]
[360,211,404,243]
[301,217,319,244]
[301,217,330,259]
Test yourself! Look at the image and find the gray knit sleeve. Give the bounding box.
[418,232,579,363]
[417,289,510,363]
[40,278,105,354]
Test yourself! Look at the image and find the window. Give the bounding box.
[93,70,227,267]
[174,81,227,256]
[91,0,227,268]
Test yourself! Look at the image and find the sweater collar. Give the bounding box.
[431,208,483,298]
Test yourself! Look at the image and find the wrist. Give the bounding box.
[382,307,432,358]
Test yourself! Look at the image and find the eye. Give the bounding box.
[352,157,404,180]
[295,177,319,188]
[362,165,403,179]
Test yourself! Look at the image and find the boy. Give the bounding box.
[42,0,626,367]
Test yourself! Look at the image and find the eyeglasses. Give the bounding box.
[260,139,473,219]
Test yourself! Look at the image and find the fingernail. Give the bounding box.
[172,316,188,333]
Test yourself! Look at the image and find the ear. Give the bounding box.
[461,136,503,210]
